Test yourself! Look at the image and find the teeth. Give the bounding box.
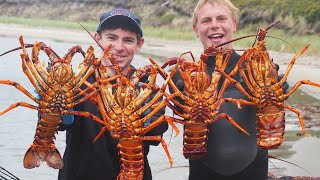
[210,34,223,38]
[114,55,125,58]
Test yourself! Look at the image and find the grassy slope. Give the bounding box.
[1,16,319,57]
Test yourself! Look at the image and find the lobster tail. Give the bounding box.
[256,108,285,149]
[23,146,41,169]
[183,123,208,159]
[117,139,144,180]
[23,145,63,169]
[23,112,63,169]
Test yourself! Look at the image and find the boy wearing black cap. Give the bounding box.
[58,8,168,180]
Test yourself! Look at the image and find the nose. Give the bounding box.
[113,39,125,52]
[209,19,219,30]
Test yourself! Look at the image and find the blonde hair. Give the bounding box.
[192,0,240,26]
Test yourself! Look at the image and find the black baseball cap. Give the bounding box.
[96,8,143,37]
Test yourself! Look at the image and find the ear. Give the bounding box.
[135,37,145,52]
[233,20,237,32]
[193,24,199,37]
[94,32,101,42]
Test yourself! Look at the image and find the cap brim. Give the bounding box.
[97,16,142,37]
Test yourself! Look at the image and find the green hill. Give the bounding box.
[0,0,319,35]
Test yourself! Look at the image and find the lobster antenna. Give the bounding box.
[155,165,190,176]
[179,51,195,62]
[216,34,258,49]
[203,34,258,57]
[76,22,105,51]
[266,21,281,31]
[268,158,277,169]
[0,44,33,56]
[167,111,175,147]
[77,22,123,75]
[264,35,297,54]
[268,155,312,175]
[1,39,60,61]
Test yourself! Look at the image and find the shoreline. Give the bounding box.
[1,23,319,99]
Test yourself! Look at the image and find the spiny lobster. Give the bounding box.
[84,54,180,180]
[0,36,110,169]
[216,22,320,149]
[152,46,250,159]
[76,23,180,179]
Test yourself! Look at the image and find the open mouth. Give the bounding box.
[208,34,223,41]
[113,55,126,59]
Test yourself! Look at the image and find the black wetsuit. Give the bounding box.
[58,67,168,180]
[172,52,268,180]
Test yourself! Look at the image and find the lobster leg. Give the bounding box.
[69,81,97,100]
[251,55,265,86]
[62,109,114,142]
[163,93,192,118]
[277,44,311,86]
[62,110,106,126]
[216,73,231,100]
[142,136,173,167]
[224,97,256,107]
[63,45,86,64]
[67,89,99,108]
[245,61,261,91]
[149,58,187,101]
[19,37,51,87]
[20,53,54,103]
[93,126,109,143]
[95,90,117,123]
[216,69,259,104]
[207,113,250,136]
[231,48,260,91]
[99,82,122,115]
[63,46,94,92]
[284,104,305,135]
[138,92,178,122]
[70,45,111,92]
[143,115,179,137]
[132,66,179,117]
[221,50,232,70]
[30,42,53,82]
[282,80,320,100]
[0,80,39,103]
[0,102,40,116]
[19,43,51,94]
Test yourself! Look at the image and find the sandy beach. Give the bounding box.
[1,23,319,98]
[0,23,320,179]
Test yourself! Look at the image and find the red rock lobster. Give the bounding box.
[216,22,320,149]
[76,24,180,179]
[83,55,180,180]
[152,47,250,159]
[0,36,110,169]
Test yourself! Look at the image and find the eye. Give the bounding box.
[218,16,228,21]
[106,36,117,41]
[124,38,136,44]
[125,39,134,43]
[201,18,211,23]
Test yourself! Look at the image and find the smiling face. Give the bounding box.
[193,2,237,50]
[94,28,144,76]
